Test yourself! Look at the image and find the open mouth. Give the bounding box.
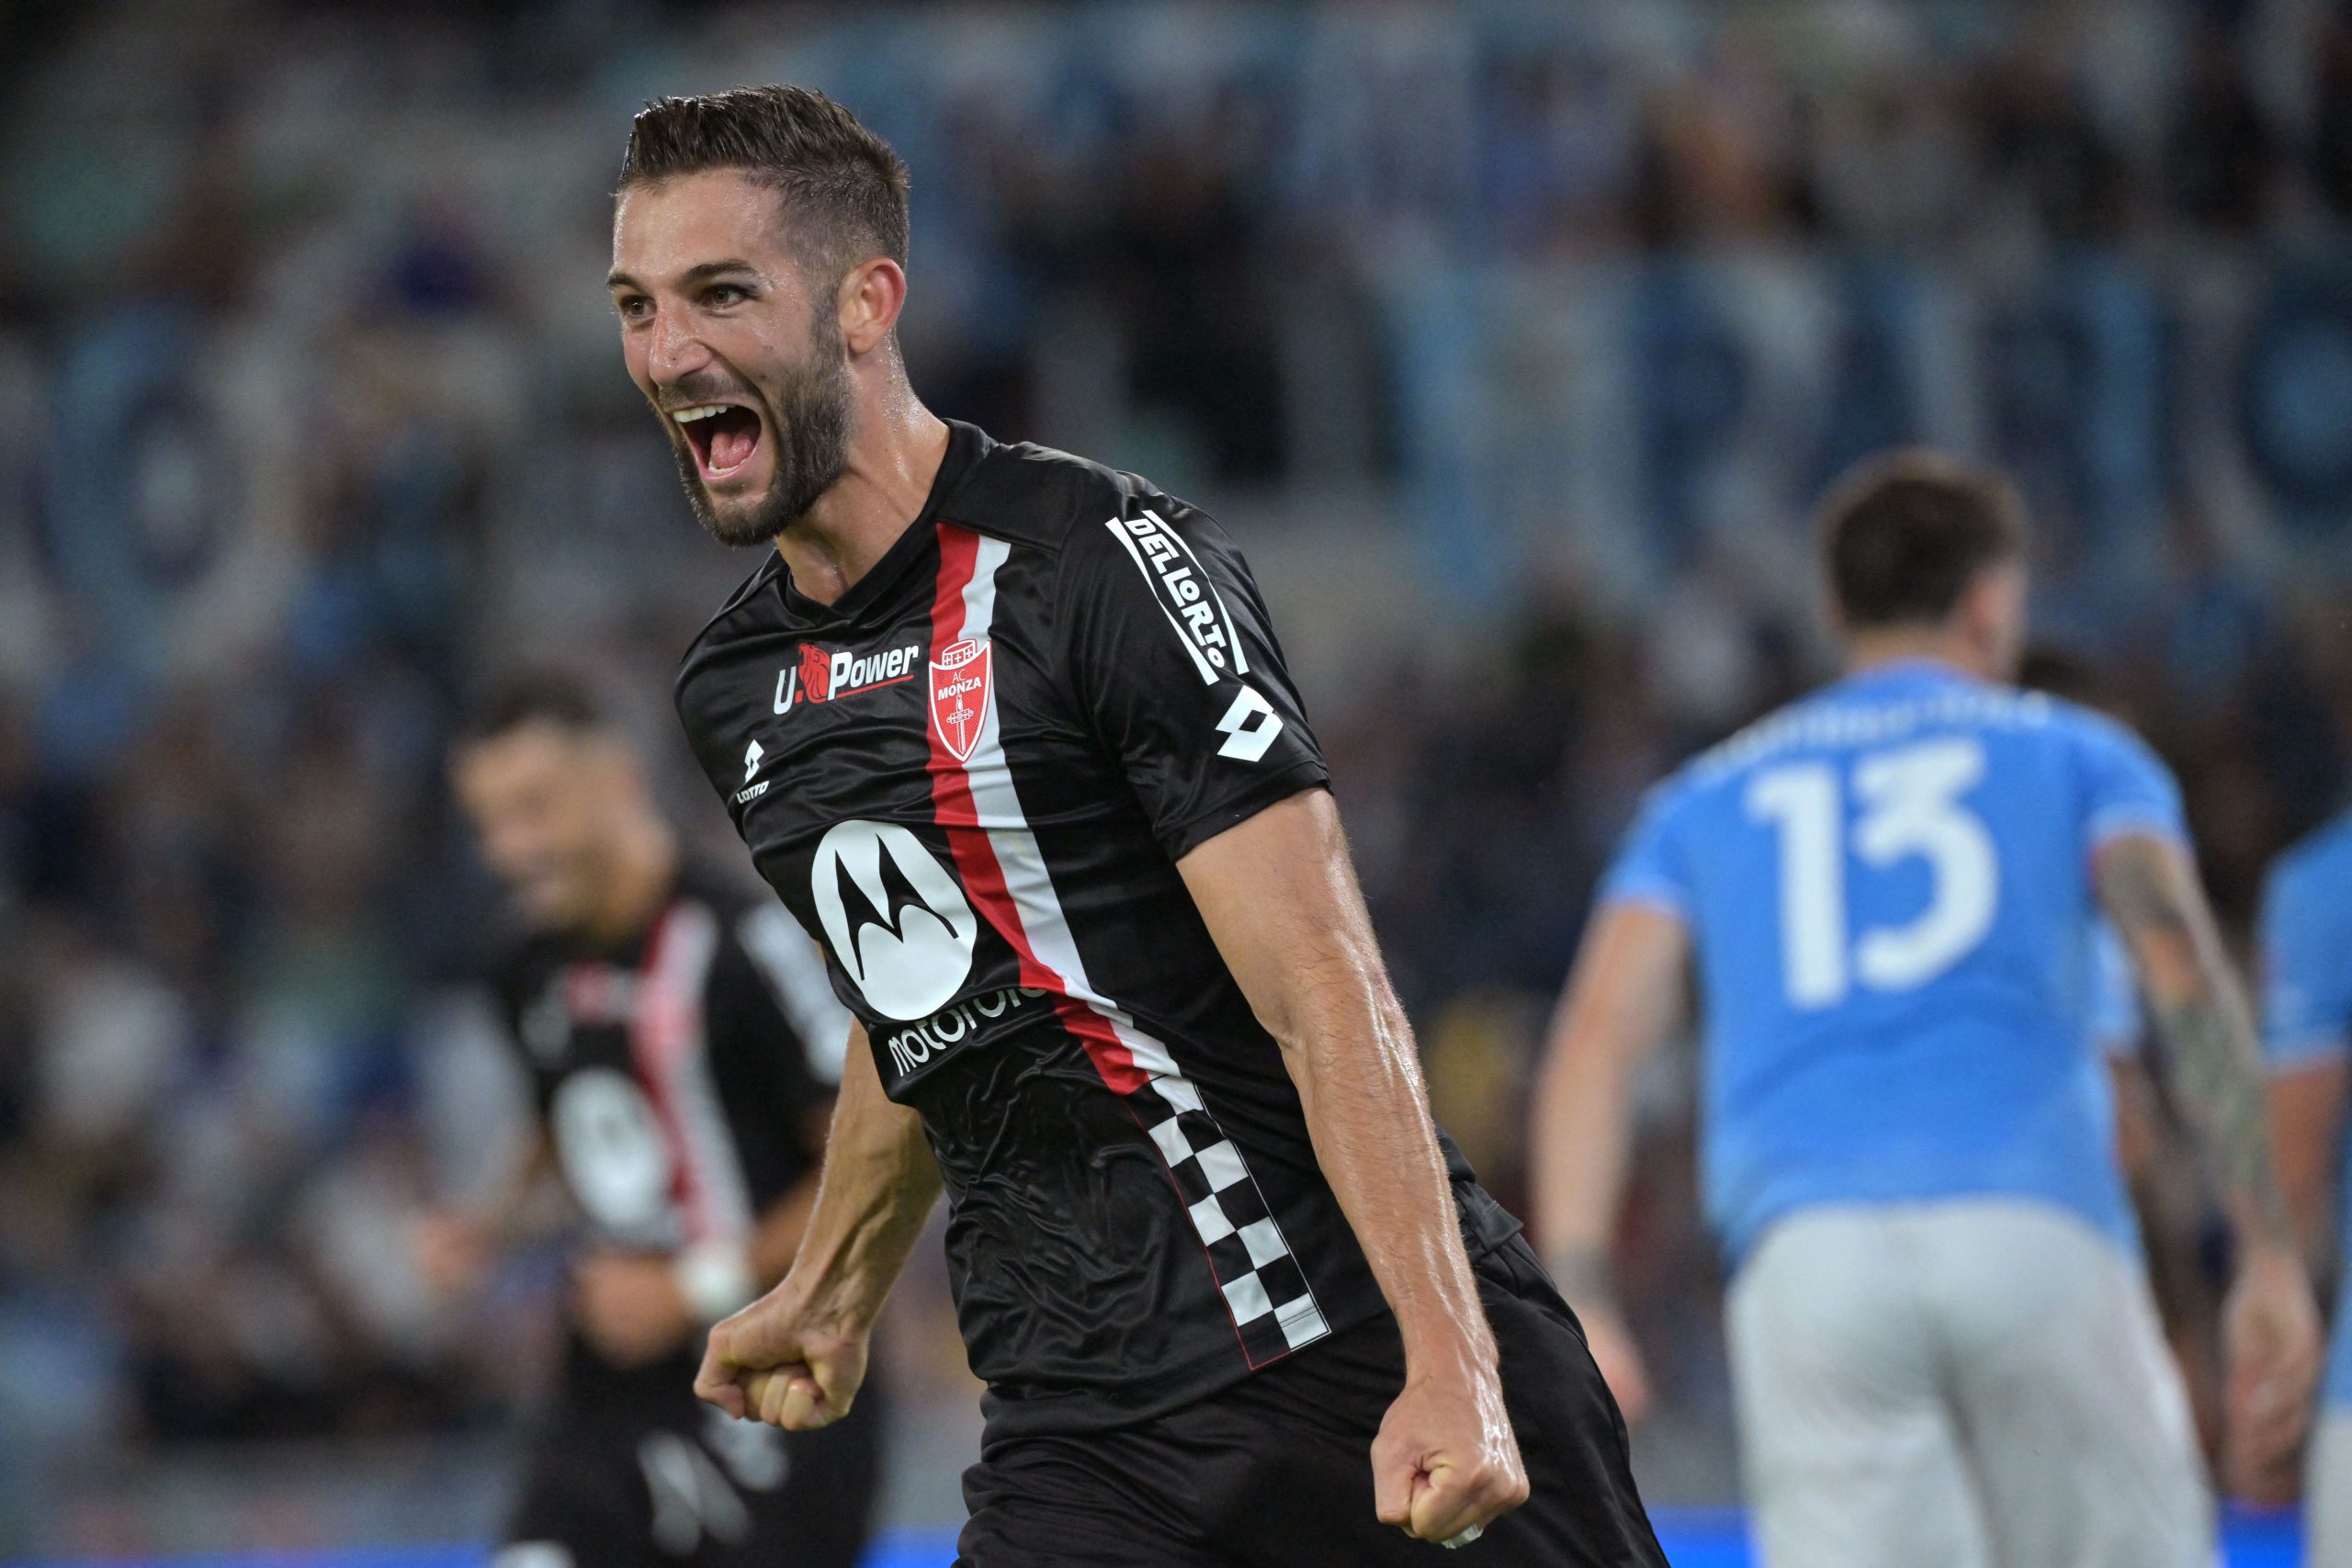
[673,402,765,482]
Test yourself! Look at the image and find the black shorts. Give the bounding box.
[956,1236,1668,1566]
[502,1351,884,1568]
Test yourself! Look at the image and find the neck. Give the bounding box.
[1843,626,1990,682]
[584,815,679,947]
[775,381,952,606]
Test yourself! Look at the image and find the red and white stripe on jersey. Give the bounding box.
[922,524,1329,1366]
[629,900,755,1250]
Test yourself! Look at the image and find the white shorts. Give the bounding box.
[2311,1410,2352,1568]
[1726,1200,2214,1568]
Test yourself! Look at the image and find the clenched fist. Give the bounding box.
[695,1281,870,1430]
[1372,1359,1531,1544]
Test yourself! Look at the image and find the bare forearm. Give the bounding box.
[786,1042,942,1328]
[1180,793,1495,1371]
[2153,992,2287,1242]
[1529,903,1686,1308]
[1283,956,1494,1373]
[746,1174,821,1288]
[2099,839,2290,1245]
[1531,1032,1635,1307]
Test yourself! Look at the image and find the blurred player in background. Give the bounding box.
[2257,810,2352,1567]
[2021,645,2232,1461]
[1531,451,2320,1568]
[426,674,878,1568]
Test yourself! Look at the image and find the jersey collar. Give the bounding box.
[775,420,990,631]
[1837,656,1986,694]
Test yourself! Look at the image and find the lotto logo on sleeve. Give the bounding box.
[1103,510,1250,686]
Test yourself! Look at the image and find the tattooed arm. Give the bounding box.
[2095,830,2322,1501]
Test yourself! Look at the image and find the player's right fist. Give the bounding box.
[695,1280,869,1431]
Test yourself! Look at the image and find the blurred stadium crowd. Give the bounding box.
[3,0,2352,1551]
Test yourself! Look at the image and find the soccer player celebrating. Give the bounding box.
[434,675,878,1568]
[1530,452,2321,1568]
[605,86,1666,1565]
[2258,810,2352,1565]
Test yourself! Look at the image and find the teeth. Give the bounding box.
[673,405,730,423]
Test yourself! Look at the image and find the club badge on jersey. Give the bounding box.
[930,638,991,763]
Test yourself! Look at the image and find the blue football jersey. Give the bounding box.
[1601,660,2183,1265]
[2257,810,2352,1409]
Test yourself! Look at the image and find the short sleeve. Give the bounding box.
[1597,784,1694,923]
[1058,501,1329,860]
[2071,712,2188,852]
[2259,853,2352,1071]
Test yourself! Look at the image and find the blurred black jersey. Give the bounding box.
[674,421,1520,1438]
[485,865,849,1385]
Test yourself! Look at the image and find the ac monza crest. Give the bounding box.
[930,638,991,763]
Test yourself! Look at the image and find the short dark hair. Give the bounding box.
[458,670,616,749]
[620,85,910,283]
[1817,449,2028,629]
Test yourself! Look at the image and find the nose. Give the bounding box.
[644,303,713,389]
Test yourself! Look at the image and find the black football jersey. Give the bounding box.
[674,422,1521,1437]
[486,866,851,1385]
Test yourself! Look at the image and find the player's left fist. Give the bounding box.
[571,1250,694,1367]
[1371,1358,1530,1546]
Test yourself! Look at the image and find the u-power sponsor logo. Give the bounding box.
[775,642,921,714]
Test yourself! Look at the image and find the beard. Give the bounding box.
[670,309,854,548]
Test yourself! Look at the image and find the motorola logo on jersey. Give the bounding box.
[773,641,920,714]
[809,819,979,1020]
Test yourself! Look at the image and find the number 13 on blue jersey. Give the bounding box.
[1745,737,1999,1009]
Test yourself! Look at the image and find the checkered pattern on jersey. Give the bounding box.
[1129,1074,1330,1366]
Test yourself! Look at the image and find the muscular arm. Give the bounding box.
[1527,902,1690,1418]
[2096,830,2323,1498]
[695,1024,942,1427]
[775,1040,939,1321]
[1179,789,1527,1542]
[2095,832,2289,1245]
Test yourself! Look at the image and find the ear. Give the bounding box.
[838,257,908,357]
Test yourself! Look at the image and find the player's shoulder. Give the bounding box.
[2033,691,2153,755]
[673,553,787,728]
[2269,808,2352,907]
[944,429,1227,581]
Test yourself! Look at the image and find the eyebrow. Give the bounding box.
[605,258,760,291]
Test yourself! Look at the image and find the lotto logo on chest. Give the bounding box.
[930,638,992,762]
